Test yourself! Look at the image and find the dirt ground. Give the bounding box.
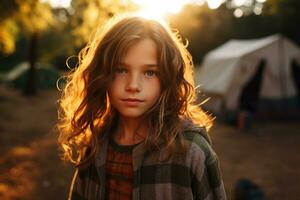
[0,86,299,200]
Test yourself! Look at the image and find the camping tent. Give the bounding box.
[195,34,300,116]
[3,62,60,89]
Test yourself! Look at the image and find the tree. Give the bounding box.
[168,4,234,64]
[0,0,53,54]
[0,0,54,95]
[0,0,136,95]
[168,0,300,64]
[264,0,300,45]
[69,0,137,48]
[36,0,137,70]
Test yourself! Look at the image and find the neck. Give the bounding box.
[114,116,147,145]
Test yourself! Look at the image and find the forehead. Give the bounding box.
[121,38,158,65]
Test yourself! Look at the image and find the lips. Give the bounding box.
[122,98,143,102]
[121,98,144,106]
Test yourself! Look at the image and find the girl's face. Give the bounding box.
[108,38,161,120]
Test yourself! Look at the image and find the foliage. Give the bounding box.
[69,0,137,48]
[169,0,300,64]
[1,0,299,68]
[42,0,137,69]
[169,4,234,64]
[264,0,300,43]
[0,0,53,54]
[0,0,137,70]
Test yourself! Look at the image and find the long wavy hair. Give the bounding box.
[57,16,212,167]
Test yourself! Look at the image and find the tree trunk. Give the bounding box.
[24,32,38,96]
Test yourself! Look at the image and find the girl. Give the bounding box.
[57,16,226,200]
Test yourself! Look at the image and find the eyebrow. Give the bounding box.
[119,62,158,68]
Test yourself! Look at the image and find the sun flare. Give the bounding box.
[131,0,236,22]
[132,0,205,22]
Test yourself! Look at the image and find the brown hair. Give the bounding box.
[57,16,212,167]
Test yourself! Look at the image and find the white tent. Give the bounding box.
[195,34,300,114]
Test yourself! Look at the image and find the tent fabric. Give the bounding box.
[195,34,300,112]
[206,35,278,59]
[3,62,60,89]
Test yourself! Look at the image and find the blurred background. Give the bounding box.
[0,0,299,199]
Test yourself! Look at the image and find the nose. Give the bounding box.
[125,73,141,92]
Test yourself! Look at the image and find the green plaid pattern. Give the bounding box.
[68,126,227,200]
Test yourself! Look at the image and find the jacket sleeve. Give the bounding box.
[190,134,227,200]
[67,160,101,200]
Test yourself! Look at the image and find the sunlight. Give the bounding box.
[232,0,248,7]
[43,0,261,21]
[234,8,243,17]
[41,0,71,8]
[206,0,226,9]
[133,0,189,22]
[132,0,207,22]
[133,0,231,21]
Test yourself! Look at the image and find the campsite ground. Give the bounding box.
[0,85,299,200]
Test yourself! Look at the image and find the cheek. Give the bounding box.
[108,78,121,90]
[148,79,161,100]
[155,81,162,97]
[107,81,118,98]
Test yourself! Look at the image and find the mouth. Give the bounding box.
[121,98,144,102]
[121,98,144,106]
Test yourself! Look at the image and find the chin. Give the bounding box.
[117,110,146,119]
[119,113,144,119]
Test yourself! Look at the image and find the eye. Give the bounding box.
[144,70,158,77]
[115,67,127,74]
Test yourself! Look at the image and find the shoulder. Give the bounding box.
[182,119,212,144]
[183,124,217,165]
[183,132,226,200]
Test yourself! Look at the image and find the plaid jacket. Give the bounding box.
[68,125,227,200]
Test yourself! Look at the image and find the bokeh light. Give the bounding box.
[41,0,71,8]
[234,8,244,17]
[206,0,226,9]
